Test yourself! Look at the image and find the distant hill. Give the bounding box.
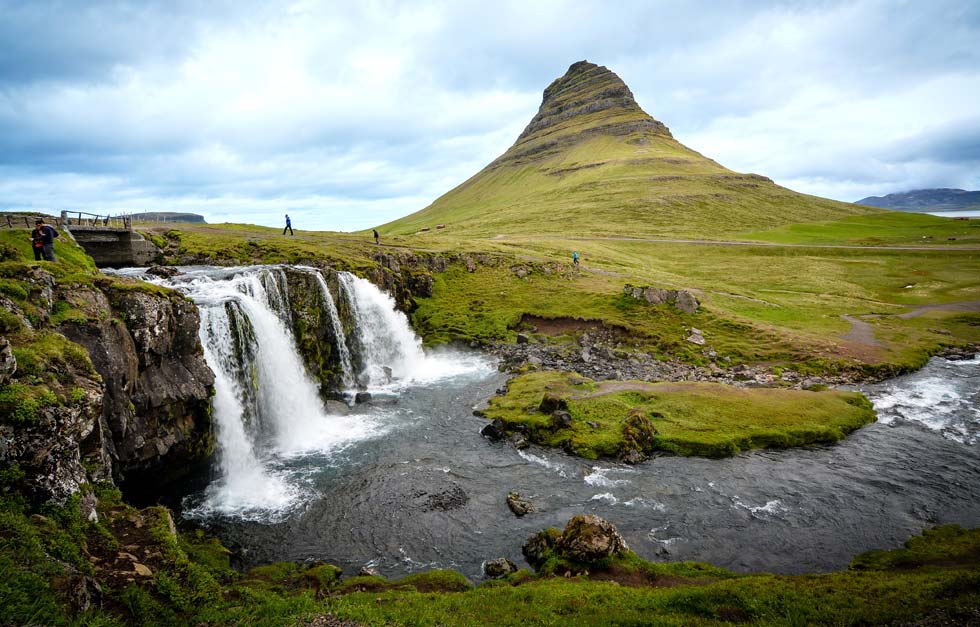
[379,60,876,238]
[128,212,207,223]
[856,189,980,212]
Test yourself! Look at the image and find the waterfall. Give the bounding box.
[123,264,492,521]
[168,266,382,520]
[337,272,426,386]
[307,269,356,390]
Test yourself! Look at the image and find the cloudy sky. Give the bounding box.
[1,0,978,231]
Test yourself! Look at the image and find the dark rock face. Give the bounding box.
[281,267,354,397]
[61,285,215,496]
[492,60,671,169]
[0,394,105,507]
[483,557,518,579]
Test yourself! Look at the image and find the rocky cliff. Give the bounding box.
[0,256,214,509]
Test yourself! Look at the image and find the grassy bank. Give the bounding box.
[130,218,980,377]
[2,481,977,626]
[479,371,875,459]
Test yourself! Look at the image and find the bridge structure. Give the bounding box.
[57,211,160,268]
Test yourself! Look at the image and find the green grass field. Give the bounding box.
[480,371,875,459]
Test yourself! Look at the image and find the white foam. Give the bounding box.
[866,357,980,444]
[584,466,633,487]
[591,493,618,504]
[518,449,569,478]
[732,496,788,519]
[623,497,667,511]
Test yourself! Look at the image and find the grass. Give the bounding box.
[140,217,980,376]
[376,130,878,240]
[740,212,980,247]
[480,371,875,459]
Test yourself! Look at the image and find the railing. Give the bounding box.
[59,211,132,230]
[1,213,65,229]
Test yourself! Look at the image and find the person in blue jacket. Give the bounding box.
[572,250,579,266]
[30,218,58,261]
[283,214,293,236]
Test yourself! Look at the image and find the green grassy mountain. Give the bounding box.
[379,60,878,238]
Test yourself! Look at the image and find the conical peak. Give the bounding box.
[514,60,671,145]
[541,60,632,106]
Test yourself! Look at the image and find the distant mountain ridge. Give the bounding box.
[127,211,207,223]
[379,60,876,238]
[856,189,980,212]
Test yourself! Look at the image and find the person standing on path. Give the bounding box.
[283,214,293,236]
[30,218,58,261]
[373,229,380,245]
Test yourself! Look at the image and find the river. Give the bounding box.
[121,266,980,581]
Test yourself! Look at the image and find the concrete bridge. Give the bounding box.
[59,211,159,268]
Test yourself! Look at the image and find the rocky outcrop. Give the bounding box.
[60,282,215,497]
[623,284,700,314]
[523,514,630,571]
[0,336,15,384]
[483,557,518,579]
[1,256,215,507]
[281,267,354,397]
[0,386,106,507]
[492,61,671,169]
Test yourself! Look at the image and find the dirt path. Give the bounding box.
[840,315,886,348]
[897,300,980,319]
[507,235,980,252]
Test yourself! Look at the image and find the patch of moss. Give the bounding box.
[0,383,59,424]
[481,371,876,459]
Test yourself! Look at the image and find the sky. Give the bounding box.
[1,0,978,231]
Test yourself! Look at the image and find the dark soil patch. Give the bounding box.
[585,565,713,589]
[519,314,627,338]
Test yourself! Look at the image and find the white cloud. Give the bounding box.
[0,0,978,228]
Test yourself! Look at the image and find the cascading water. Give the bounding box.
[306,268,356,390]
[337,271,479,387]
[157,267,387,520]
[126,265,490,523]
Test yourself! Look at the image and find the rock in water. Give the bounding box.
[522,515,630,571]
[559,514,630,562]
[507,491,535,517]
[483,557,518,579]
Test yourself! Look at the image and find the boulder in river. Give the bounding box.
[523,515,629,571]
[483,557,518,579]
[507,491,535,516]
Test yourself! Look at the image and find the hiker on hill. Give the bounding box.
[572,251,579,266]
[283,214,293,236]
[373,229,380,245]
[30,218,58,262]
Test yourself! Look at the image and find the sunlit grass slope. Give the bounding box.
[378,61,878,239]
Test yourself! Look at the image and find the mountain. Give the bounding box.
[379,60,875,238]
[856,189,980,212]
[128,211,207,223]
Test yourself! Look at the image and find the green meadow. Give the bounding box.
[480,371,875,459]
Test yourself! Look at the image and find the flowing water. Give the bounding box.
[119,266,980,581]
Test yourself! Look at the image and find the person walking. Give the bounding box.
[572,251,579,266]
[283,214,293,236]
[30,218,58,261]
[373,229,380,245]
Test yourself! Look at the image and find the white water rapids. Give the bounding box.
[133,265,491,522]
